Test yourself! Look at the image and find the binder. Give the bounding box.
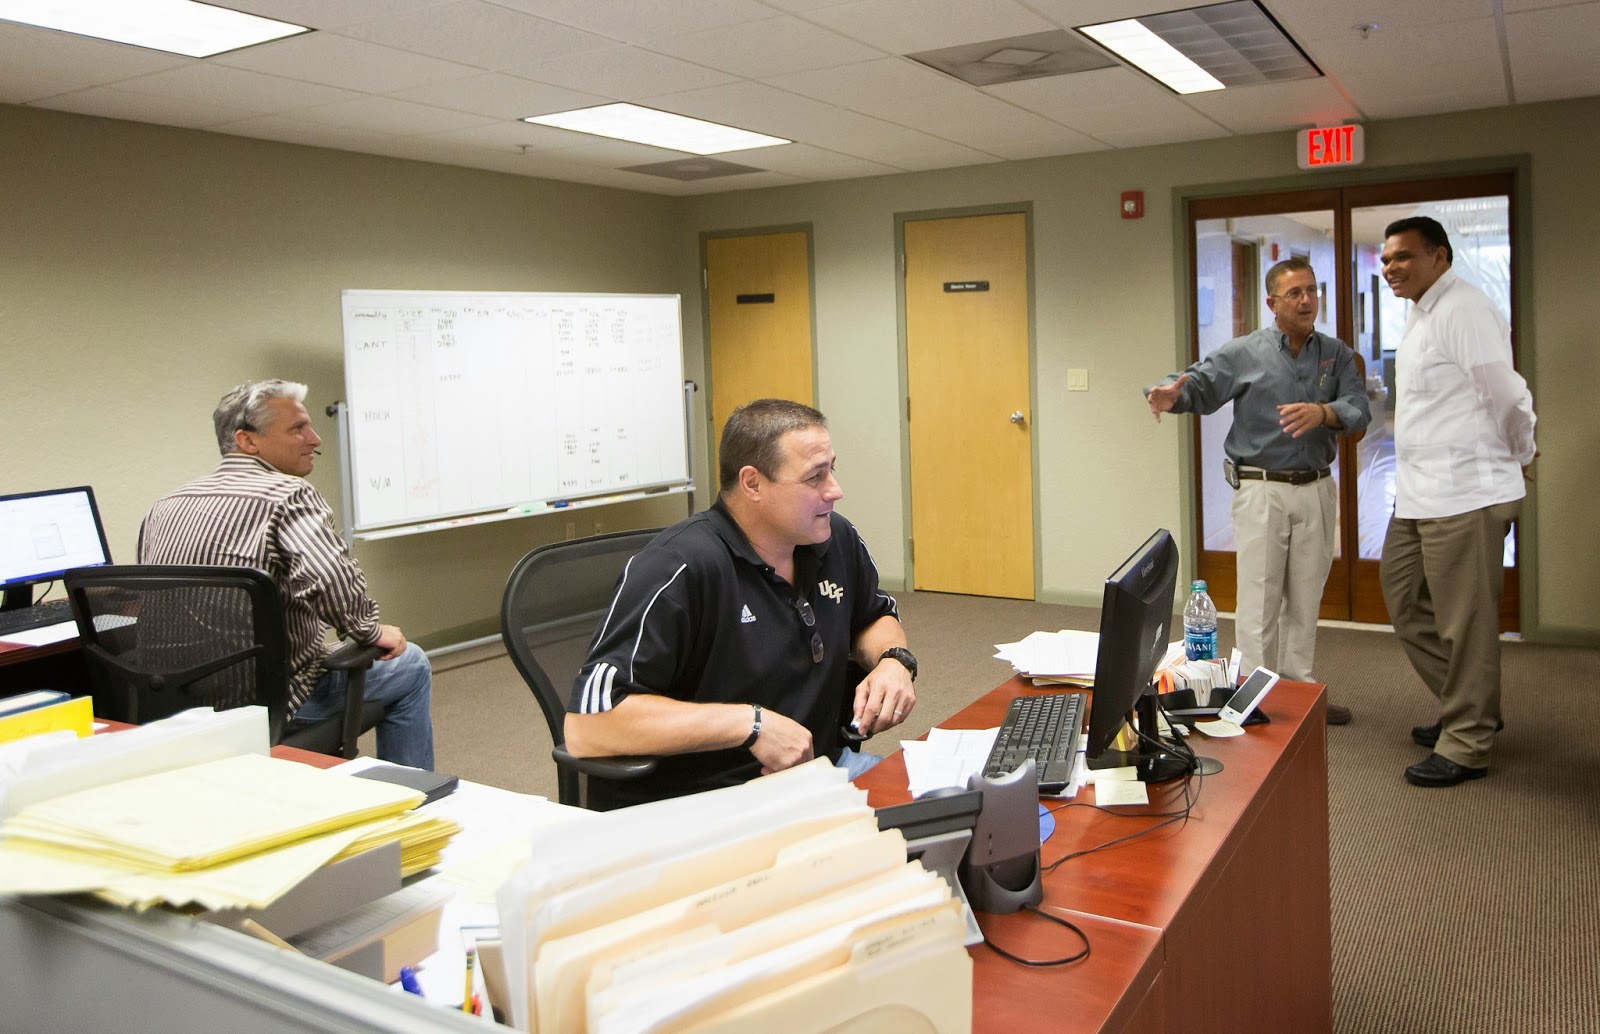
[0,695,92,745]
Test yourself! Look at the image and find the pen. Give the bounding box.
[462,947,476,1013]
[398,966,424,996]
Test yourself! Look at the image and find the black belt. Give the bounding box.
[1237,467,1331,485]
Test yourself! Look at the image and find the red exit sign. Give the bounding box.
[1297,125,1365,170]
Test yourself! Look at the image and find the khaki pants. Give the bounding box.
[1231,475,1337,682]
[1380,500,1520,768]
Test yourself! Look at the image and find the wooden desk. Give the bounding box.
[0,636,88,697]
[857,677,1333,1034]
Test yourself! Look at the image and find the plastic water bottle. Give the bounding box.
[1183,580,1218,661]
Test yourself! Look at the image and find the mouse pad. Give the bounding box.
[1039,803,1056,843]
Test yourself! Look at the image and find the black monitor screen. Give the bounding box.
[1085,529,1179,760]
[0,486,112,597]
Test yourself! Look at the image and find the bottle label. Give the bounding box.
[1184,630,1217,661]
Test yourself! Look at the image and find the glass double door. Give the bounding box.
[1187,173,1518,629]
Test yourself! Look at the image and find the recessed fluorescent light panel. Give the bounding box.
[0,0,310,58]
[1078,19,1224,94]
[524,103,789,156]
[1080,1,1319,95]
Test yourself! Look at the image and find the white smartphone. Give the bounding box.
[1218,666,1280,725]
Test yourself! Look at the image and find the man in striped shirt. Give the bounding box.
[140,380,434,768]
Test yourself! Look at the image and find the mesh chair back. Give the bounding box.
[500,529,663,748]
[65,565,290,741]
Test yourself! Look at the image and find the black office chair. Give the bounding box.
[501,529,662,808]
[64,564,383,758]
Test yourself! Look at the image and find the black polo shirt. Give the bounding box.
[569,498,900,809]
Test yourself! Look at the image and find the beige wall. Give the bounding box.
[672,96,1598,643]
[5,95,1595,645]
[1,104,689,647]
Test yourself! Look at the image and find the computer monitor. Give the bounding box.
[1084,528,1189,783]
[0,486,112,610]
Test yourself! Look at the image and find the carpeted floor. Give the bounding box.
[420,589,1600,1033]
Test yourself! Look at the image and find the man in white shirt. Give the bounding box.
[1378,216,1536,788]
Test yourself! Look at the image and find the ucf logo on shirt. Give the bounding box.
[818,579,843,603]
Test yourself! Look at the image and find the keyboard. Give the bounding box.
[0,598,75,638]
[983,691,1087,793]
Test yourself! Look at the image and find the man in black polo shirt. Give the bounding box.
[565,398,916,810]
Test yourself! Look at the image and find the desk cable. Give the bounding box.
[984,716,1204,968]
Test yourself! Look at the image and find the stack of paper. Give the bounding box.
[496,758,971,1034]
[0,752,441,911]
[994,629,1100,685]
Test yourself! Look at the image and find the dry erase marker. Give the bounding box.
[398,966,423,996]
[551,500,571,508]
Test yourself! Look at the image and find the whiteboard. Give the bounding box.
[339,290,689,534]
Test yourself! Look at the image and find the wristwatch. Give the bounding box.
[740,703,762,750]
[879,646,918,681]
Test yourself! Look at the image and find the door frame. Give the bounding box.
[1172,159,1537,632]
[893,202,1039,597]
[697,223,820,487]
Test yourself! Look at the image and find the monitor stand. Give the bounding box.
[1087,692,1194,783]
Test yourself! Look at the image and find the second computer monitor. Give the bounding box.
[1085,528,1180,762]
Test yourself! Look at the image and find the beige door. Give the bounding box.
[904,212,1034,599]
[705,231,814,476]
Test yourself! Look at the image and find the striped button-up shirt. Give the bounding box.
[138,454,380,712]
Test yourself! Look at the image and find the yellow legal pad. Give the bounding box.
[1,753,424,871]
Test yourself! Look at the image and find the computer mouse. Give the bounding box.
[915,786,969,801]
[840,720,867,744]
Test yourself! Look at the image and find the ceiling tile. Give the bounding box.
[1182,77,1361,134]
[212,32,481,93]
[334,1,616,70]
[803,0,1055,54]
[512,45,738,98]
[1094,121,1230,148]
[1506,4,1600,101]
[490,0,772,45]
[226,0,457,31]
[1024,0,1201,25]
[1304,19,1508,111]
[647,15,885,78]
[29,88,258,129]
[1265,0,1491,43]
[767,57,1089,154]
[727,142,900,179]
[292,96,500,135]
[387,73,607,119]
[210,114,404,150]
[108,65,363,115]
[0,23,190,103]
[986,66,1226,140]
[423,119,593,152]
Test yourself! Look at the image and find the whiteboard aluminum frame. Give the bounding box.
[338,290,692,541]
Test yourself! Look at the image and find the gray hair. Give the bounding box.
[214,379,309,455]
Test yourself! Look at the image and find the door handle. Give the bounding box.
[1009,411,1027,426]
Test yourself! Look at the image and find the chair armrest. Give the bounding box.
[552,746,658,782]
[324,640,382,672]
[326,640,381,760]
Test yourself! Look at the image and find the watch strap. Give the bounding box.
[879,646,917,681]
[740,703,762,750]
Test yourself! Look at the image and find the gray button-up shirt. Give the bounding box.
[1152,326,1371,471]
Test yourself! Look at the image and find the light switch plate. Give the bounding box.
[1067,368,1089,391]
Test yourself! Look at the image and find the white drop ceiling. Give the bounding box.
[3,0,1597,195]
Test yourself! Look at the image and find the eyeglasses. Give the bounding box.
[792,595,824,664]
[1270,287,1315,303]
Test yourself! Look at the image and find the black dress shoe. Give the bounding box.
[1411,718,1504,748]
[1404,753,1488,787]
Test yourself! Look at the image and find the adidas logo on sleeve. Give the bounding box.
[740,604,756,624]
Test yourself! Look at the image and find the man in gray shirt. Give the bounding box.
[1145,257,1370,723]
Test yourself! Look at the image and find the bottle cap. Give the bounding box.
[1192,580,1207,591]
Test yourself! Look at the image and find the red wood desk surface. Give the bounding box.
[857,677,1333,1034]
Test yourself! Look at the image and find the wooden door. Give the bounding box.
[705,231,814,477]
[904,212,1034,599]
